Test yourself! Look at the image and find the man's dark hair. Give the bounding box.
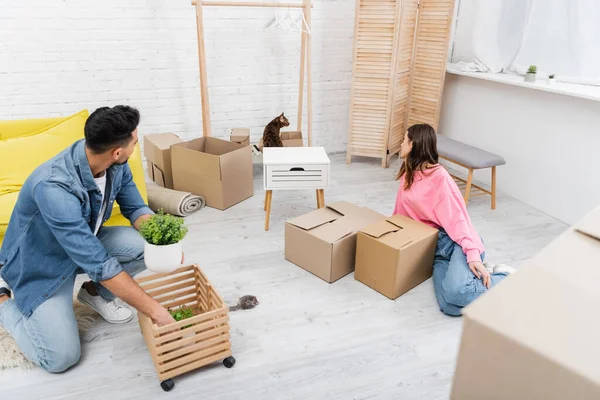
[84,105,140,154]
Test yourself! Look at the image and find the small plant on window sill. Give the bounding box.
[548,74,556,85]
[525,65,537,83]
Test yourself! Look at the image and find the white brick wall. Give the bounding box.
[0,0,355,152]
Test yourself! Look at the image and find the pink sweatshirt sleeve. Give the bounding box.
[433,182,483,264]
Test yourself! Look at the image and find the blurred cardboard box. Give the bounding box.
[451,206,600,399]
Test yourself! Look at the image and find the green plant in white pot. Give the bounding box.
[548,73,556,85]
[524,65,537,82]
[140,210,188,273]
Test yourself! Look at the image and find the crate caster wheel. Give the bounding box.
[223,356,236,368]
[161,379,175,392]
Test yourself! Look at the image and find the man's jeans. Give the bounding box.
[432,230,508,316]
[0,227,146,373]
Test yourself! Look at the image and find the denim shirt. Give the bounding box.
[0,140,153,317]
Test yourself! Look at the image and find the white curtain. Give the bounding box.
[449,0,600,85]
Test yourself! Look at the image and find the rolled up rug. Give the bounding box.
[147,185,205,217]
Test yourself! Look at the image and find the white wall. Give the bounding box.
[0,0,355,152]
[439,73,600,224]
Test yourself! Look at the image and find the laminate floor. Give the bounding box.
[0,154,567,400]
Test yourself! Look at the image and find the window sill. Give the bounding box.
[446,69,600,103]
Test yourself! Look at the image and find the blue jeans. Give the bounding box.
[433,230,508,316]
[0,226,146,373]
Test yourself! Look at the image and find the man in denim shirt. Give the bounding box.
[0,106,176,373]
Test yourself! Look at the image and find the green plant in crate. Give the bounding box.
[168,306,195,329]
[140,209,188,246]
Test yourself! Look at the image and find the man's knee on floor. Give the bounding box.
[40,344,81,373]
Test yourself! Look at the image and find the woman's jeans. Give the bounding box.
[0,226,146,373]
[433,230,508,316]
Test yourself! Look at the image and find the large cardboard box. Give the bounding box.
[171,137,253,210]
[144,133,183,189]
[258,131,303,150]
[230,128,250,146]
[285,202,385,283]
[355,215,438,299]
[451,206,600,400]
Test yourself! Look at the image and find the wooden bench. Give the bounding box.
[436,135,505,210]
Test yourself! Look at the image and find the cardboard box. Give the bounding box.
[258,131,303,150]
[171,137,253,210]
[355,215,438,299]
[230,128,250,146]
[144,133,183,189]
[451,206,600,400]
[285,202,385,283]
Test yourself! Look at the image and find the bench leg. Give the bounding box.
[464,168,474,205]
[264,190,272,231]
[319,189,325,208]
[491,166,497,210]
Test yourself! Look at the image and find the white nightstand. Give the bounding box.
[262,147,331,230]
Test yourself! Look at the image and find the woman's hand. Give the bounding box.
[468,261,490,289]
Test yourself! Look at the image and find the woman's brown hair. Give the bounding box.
[395,123,439,190]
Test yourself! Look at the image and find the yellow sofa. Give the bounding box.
[0,110,149,246]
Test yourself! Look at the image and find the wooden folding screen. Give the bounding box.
[347,0,455,167]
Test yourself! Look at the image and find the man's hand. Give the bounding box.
[101,271,176,325]
[133,214,152,231]
[152,306,177,327]
[468,261,491,289]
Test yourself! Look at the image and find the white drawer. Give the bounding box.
[264,164,329,190]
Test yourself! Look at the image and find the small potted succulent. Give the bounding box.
[524,65,537,82]
[548,73,556,85]
[140,210,188,273]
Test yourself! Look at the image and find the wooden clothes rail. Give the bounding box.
[191,0,314,146]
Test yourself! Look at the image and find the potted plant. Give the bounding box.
[548,74,556,85]
[524,65,537,82]
[140,210,188,273]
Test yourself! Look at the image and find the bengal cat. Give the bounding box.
[262,112,290,148]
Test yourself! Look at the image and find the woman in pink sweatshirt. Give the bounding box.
[393,124,514,316]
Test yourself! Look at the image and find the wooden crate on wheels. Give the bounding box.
[136,264,235,392]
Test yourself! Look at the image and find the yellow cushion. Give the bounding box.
[0,116,69,141]
[0,110,89,196]
[0,110,149,243]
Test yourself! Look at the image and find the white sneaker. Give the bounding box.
[493,264,517,275]
[77,286,133,324]
[0,272,11,295]
[483,262,495,275]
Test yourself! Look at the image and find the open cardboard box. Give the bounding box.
[285,201,385,283]
[171,137,253,210]
[230,128,250,146]
[451,205,600,399]
[144,133,183,189]
[355,214,438,299]
[258,131,303,151]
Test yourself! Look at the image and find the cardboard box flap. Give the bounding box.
[287,207,342,230]
[171,138,222,180]
[575,207,600,241]
[311,223,353,244]
[326,201,362,217]
[361,218,402,239]
[147,161,167,187]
